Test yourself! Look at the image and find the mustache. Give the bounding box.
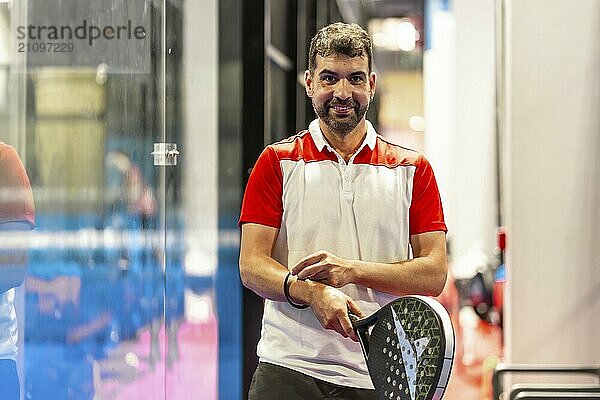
[327,100,357,108]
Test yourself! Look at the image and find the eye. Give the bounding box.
[320,74,337,84]
[349,75,365,84]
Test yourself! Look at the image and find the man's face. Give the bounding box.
[305,54,376,137]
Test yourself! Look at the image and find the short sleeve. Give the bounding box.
[239,146,283,229]
[409,155,447,235]
[0,144,35,228]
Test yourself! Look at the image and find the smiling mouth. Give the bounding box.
[329,105,355,115]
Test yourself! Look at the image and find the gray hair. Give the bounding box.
[308,22,373,74]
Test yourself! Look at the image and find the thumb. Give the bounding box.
[347,299,365,319]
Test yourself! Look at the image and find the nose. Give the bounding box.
[333,79,352,101]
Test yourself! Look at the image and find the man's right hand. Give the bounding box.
[308,285,365,342]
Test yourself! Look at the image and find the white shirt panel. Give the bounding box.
[0,289,18,359]
[259,157,417,388]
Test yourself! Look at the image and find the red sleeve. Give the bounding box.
[239,146,283,229]
[409,155,447,235]
[0,144,35,228]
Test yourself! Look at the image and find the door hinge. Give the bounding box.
[152,143,180,166]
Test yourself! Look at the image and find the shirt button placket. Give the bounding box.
[342,164,352,193]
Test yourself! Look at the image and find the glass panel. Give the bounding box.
[164,0,220,399]
[269,0,290,56]
[269,63,289,142]
[1,1,169,399]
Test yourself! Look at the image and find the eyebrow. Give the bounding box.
[318,69,338,76]
[318,69,367,78]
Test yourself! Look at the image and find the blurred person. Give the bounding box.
[0,141,35,400]
[106,150,157,223]
[239,23,447,400]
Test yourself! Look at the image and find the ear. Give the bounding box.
[304,70,314,97]
[369,72,377,100]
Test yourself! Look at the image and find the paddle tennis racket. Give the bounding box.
[350,296,455,400]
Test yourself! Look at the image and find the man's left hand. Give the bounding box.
[291,251,355,288]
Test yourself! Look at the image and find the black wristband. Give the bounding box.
[283,272,309,309]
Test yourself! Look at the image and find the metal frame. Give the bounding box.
[514,391,600,400]
[492,363,600,400]
[510,384,600,400]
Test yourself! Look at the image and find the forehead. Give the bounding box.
[314,53,369,74]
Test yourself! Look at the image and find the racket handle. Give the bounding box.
[348,311,372,361]
[348,311,360,326]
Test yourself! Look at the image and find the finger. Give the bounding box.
[347,299,366,319]
[324,319,347,337]
[339,314,357,342]
[291,252,325,275]
[301,267,331,282]
[296,262,327,280]
[331,319,349,338]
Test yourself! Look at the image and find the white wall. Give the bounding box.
[424,0,497,279]
[503,0,600,363]
[182,0,218,278]
[424,9,456,241]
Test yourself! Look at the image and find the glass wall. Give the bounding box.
[0,1,222,399]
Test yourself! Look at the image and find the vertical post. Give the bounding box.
[242,0,266,397]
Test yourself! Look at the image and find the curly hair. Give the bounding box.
[308,22,373,74]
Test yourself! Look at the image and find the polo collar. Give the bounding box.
[308,119,377,154]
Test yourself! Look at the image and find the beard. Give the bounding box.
[313,98,369,137]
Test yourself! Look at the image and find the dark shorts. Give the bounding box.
[248,362,378,400]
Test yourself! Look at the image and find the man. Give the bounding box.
[0,141,35,400]
[239,23,447,399]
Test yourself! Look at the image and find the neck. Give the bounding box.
[319,119,367,162]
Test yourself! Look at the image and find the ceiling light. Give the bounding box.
[370,18,420,52]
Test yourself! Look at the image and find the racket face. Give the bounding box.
[358,296,454,400]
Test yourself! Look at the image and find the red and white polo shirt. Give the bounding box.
[0,142,35,360]
[240,119,446,388]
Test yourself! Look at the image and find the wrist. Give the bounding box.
[350,259,365,285]
[284,273,308,308]
[288,276,323,306]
